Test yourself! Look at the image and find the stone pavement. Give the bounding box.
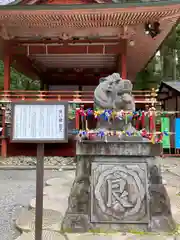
[15,158,180,240]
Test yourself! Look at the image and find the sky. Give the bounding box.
[0,0,16,4]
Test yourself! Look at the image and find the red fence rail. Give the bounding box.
[0,90,157,104]
[0,89,163,158]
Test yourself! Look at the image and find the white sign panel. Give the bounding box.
[11,103,68,143]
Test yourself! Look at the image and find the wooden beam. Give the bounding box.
[17,39,121,44]
[116,39,127,77]
[43,72,112,85]
[0,41,40,80]
[3,53,10,91]
[11,55,40,80]
[12,43,122,55]
[46,68,112,74]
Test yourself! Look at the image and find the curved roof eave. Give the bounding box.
[0,0,21,5]
[0,0,180,10]
[0,0,44,5]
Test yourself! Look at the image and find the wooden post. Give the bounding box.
[35,143,44,240]
[1,108,7,158]
[4,54,10,91]
[121,53,127,79]
[1,54,10,158]
[117,39,127,79]
[121,40,127,79]
[43,83,48,91]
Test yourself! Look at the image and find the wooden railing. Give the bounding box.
[0,90,157,104]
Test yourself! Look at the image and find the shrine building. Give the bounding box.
[0,0,179,157]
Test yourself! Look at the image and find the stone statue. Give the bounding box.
[62,73,174,234]
[94,73,141,139]
[94,73,135,111]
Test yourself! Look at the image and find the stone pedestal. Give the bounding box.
[62,141,175,233]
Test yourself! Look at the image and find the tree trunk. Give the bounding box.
[172,48,177,80]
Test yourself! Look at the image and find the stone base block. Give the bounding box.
[62,141,175,233]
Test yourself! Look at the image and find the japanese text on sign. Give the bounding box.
[12,104,67,142]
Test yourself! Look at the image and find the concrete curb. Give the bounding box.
[0,165,76,170]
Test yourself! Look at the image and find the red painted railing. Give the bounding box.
[0,89,178,158]
[0,89,159,158]
[0,90,157,104]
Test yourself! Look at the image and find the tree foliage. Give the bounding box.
[134,24,180,90]
[0,60,40,90]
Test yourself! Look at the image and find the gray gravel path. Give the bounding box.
[0,170,63,240]
[0,159,180,240]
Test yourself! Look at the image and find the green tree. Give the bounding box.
[135,24,180,90]
[134,57,161,90]
[0,60,40,90]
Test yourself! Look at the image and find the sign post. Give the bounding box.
[11,102,68,240]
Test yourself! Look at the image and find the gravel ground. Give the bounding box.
[0,159,179,240]
[0,170,64,240]
[0,157,74,166]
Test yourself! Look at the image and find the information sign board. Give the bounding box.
[11,102,68,143]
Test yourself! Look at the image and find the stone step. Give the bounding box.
[46,175,75,187]
[30,195,68,215]
[66,233,130,240]
[43,185,72,199]
[126,235,174,240]
[16,232,176,240]
[60,165,76,171]
[66,233,175,240]
[15,231,65,240]
[16,208,63,232]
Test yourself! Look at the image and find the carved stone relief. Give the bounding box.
[91,162,149,223]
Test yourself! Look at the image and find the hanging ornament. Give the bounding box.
[86,108,94,116]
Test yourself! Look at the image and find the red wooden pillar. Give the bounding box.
[4,55,10,91]
[1,54,11,158]
[121,40,127,79]
[121,53,127,79]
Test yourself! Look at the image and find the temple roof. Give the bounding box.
[0,0,111,5]
[2,0,180,5]
[0,2,178,38]
[157,81,180,100]
[0,0,179,81]
[160,81,180,93]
